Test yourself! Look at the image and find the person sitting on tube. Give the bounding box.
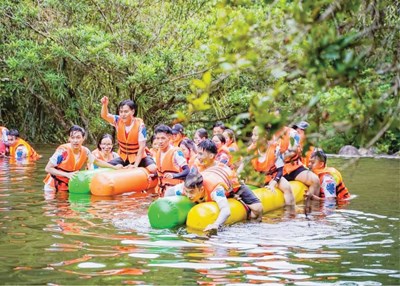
[164,168,230,233]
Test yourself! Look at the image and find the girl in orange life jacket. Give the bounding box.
[171,123,186,147]
[6,129,41,160]
[193,128,208,146]
[307,148,350,201]
[165,169,231,233]
[154,124,190,194]
[149,134,159,158]
[196,139,263,220]
[179,138,197,168]
[223,129,239,152]
[100,96,157,175]
[212,134,232,167]
[248,126,295,206]
[91,134,119,169]
[44,125,121,192]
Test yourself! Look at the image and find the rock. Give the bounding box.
[358,147,375,156]
[338,145,360,156]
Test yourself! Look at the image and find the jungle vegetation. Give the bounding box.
[0,0,399,154]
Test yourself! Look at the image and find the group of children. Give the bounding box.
[0,97,350,232]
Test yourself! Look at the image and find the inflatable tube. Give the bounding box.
[68,168,113,194]
[186,181,308,231]
[90,167,158,196]
[148,196,195,229]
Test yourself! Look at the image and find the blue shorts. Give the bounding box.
[230,184,261,205]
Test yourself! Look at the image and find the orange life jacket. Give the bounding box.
[313,166,350,200]
[156,146,184,188]
[173,136,186,147]
[116,117,145,163]
[250,141,279,183]
[92,149,116,162]
[43,144,88,191]
[201,163,240,201]
[216,145,233,167]
[275,126,303,175]
[226,142,239,152]
[8,138,40,159]
[302,146,315,167]
[187,153,197,168]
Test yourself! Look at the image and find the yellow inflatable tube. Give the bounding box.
[186,181,307,231]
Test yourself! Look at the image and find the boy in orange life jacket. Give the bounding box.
[6,129,41,160]
[154,124,190,193]
[196,139,263,220]
[307,148,350,201]
[100,96,157,175]
[44,125,121,192]
[164,169,231,233]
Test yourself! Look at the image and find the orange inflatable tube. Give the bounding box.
[90,167,158,196]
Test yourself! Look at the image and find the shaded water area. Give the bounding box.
[0,144,399,285]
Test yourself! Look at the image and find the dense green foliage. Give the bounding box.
[0,0,398,153]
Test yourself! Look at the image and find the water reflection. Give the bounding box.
[0,150,399,285]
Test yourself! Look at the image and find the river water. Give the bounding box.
[0,145,399,285]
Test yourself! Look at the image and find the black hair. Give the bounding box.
[213,121,226,130]
[213,133,226,144]
[7,129,19,138]
[97,133,114,150]
[198,139,218,155]
[179,138,197,153]
[311,148,327,165]
[213,121,225,128]
[195,128,208,139]
[154,124,172,135]
[184,168,204,189]
[118,99,137,112]
[69,125,86,137]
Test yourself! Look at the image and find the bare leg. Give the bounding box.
[278,177,295,206]
[248,202,263,221]
[294,170,320,213]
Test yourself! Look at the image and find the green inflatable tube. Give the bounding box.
[148,196,195,229]
[68,168,112,194]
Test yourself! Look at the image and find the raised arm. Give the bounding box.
[100,96,115,124]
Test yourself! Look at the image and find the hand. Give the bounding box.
[163,173,174,179]
[266,180,277,193]
[114,164,123,170]
[66,171,78,179]
[100,96,109,105]
[124,164,137,169]
[204,223,219,236]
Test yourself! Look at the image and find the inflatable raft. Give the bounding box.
[68,168,112,194]
[90,167,158,196]
[68,167,158,196]
[148,181,307,230]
